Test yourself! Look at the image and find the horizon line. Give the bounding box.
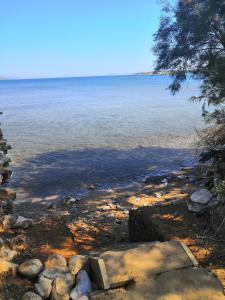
[0,71,158,81]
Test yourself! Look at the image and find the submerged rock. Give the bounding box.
[19,259,43,279]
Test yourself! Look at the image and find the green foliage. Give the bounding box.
[213,180,225,196]
[154,0,225,122]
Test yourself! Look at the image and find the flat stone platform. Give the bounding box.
[89,241,224,300]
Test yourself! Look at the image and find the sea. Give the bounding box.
[0,75,203,202]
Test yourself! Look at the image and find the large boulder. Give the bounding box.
[187,189,213,213]
[19,259,43,279]
[190,189,213,205]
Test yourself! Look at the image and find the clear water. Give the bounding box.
[0,75,203,201]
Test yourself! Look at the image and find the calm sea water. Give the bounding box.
[0,75,203,201]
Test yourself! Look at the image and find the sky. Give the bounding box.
[0,0,163,79]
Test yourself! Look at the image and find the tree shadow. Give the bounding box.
[9,146,196,204]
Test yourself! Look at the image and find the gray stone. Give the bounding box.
[187,200,206,213]
[19,258,43,279]
[21,292,43,300]
[50,273,74,300]
[35,275,53,299]
[190,189,213,205]
[69,255,88,275]
[70,270,91,300]
[45,254,67,269]
[13,216,33,229]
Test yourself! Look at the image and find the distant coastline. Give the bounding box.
[135,71,171,76]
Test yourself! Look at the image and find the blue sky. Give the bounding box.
[1,0,163,79]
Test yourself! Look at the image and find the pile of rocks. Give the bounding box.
[17,253,92,299]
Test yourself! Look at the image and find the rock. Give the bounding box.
[19,259,43,279]
[144,175,166,185]
[2,214,16,229]
[0,246,17,261]
[190,189,213,205]
[21,292,43,300]
[88,185,96,190]
[40,267,69,280]
[35,275,53,299]
[45,254,67,270]
[187,200,206,213]
[12,216,33,229]
[77,296,89,300]
[69,255,88,275]
[0,260,18,275]
[50,273,74,300]
[70,270,91,300]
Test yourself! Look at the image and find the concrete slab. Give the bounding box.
[99,241,197,287]
[90,268,224,300]
[89,241,224,299]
